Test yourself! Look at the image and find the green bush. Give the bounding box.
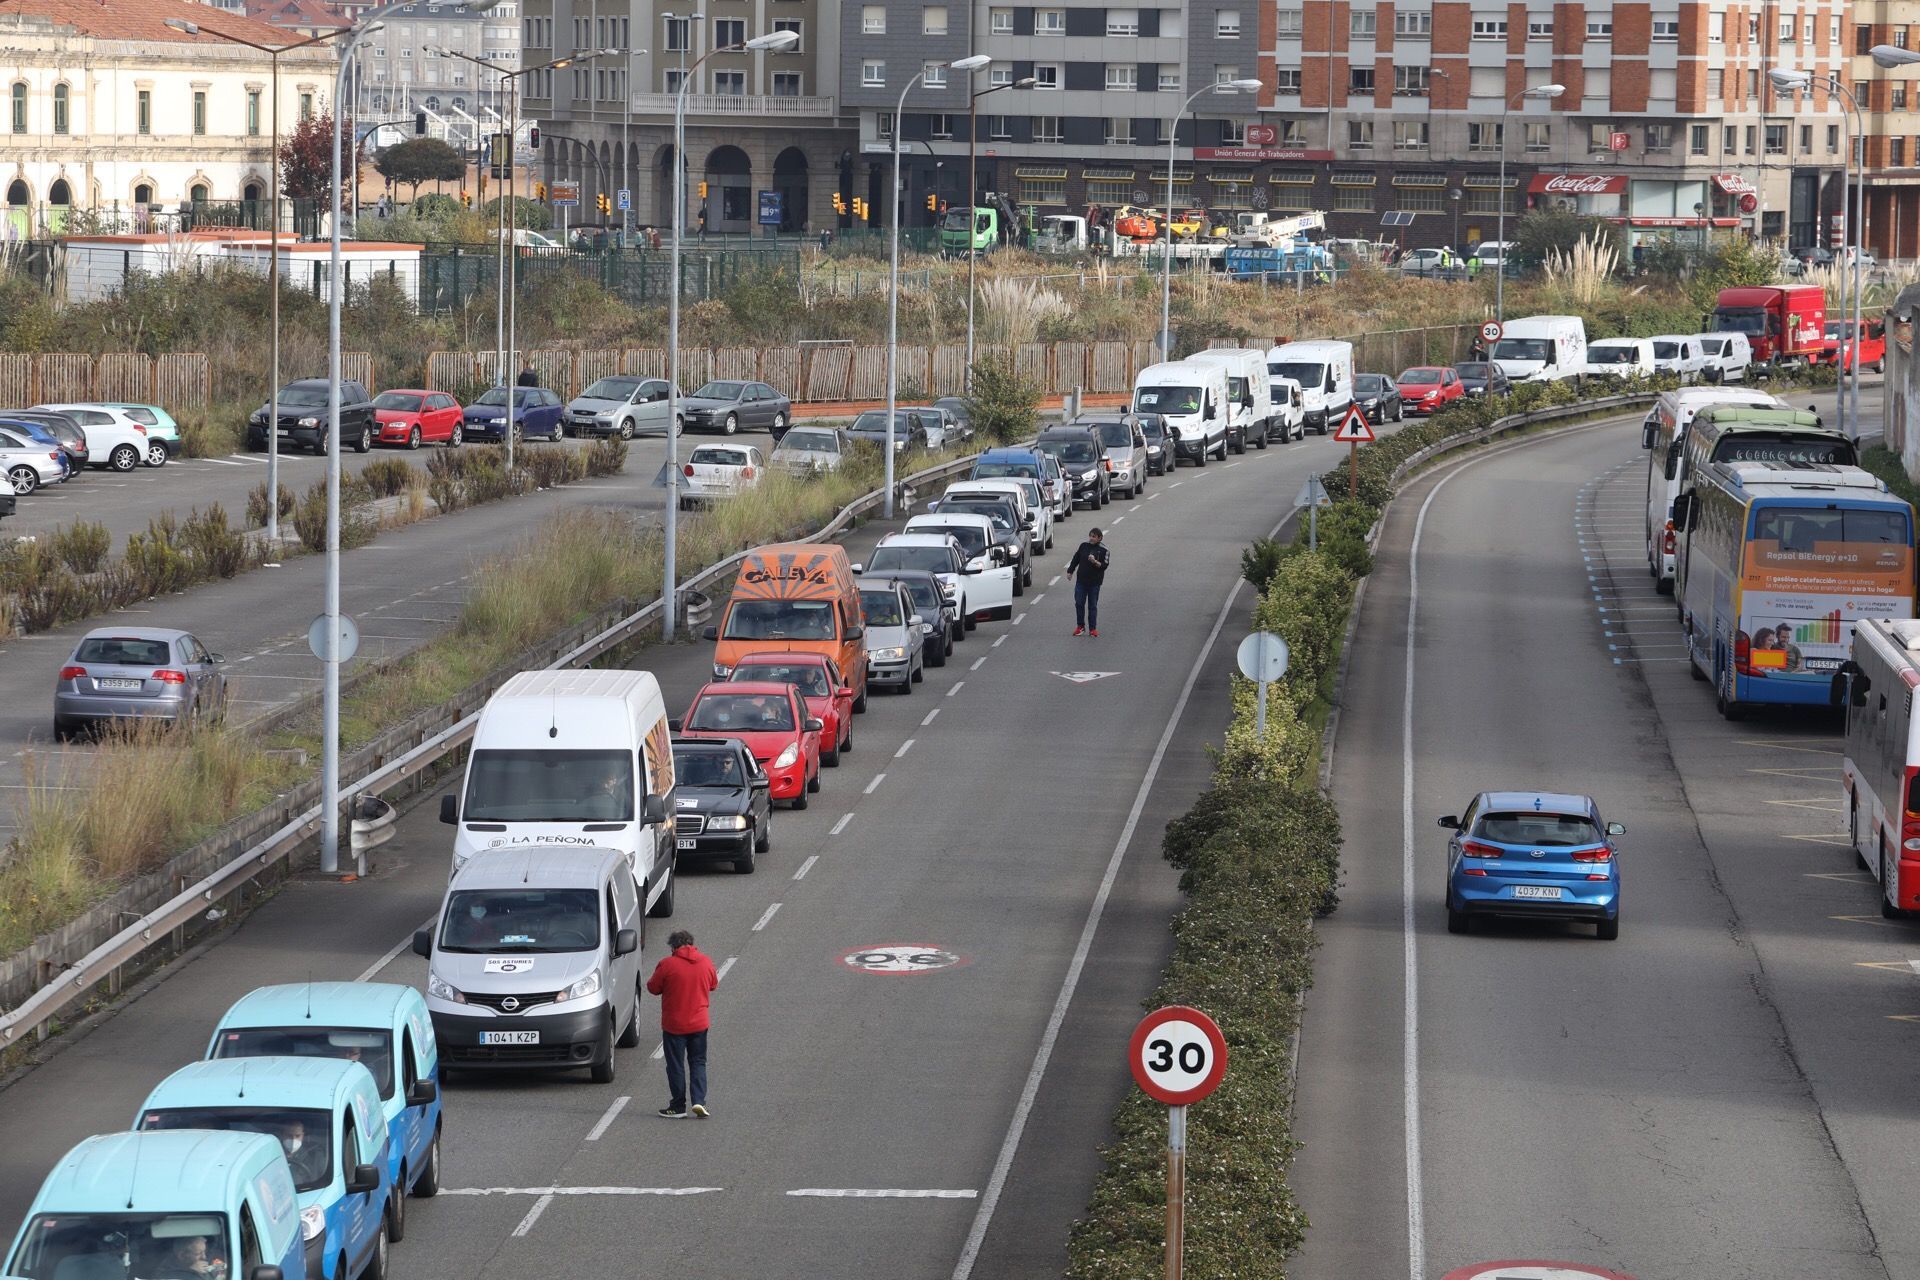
[120,516,194,598]
[49,521,111,576]
[520,444,586,490]
[584,436,628,477]
[1240,536,1288,591]
[177,505,249,579]
[967,351,1042,443]
[245,481,295,530]
[360,458,418,499]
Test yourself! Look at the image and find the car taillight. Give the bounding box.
[152,669,187,684]
[50,451,62,462]
[132,424,147,435]
[58,665,86,681]
[684,463,695,476]
[1661,520,1675,556]
[742,466,754,479]
[1460,840,1503,858]
[1734,629,1752,675]
[1569,845,1612,862]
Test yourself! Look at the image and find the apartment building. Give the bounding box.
[1854,4,1920,257]
[329,0,522,125]
[517,0,847,232]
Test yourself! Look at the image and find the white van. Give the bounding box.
[1185,348,1272,453]
[1584,337,1656,381]
[1639,386,1785,589]
[441,669,678,916]
[1265,340,1355,434]
[1697,332,1754,383]
[1132,361,1231,464]
[1490,315,1587,384]
[1649,335,1708,383]
[1269,376,1305,442]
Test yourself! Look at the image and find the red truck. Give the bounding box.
[1708,285,1827,369]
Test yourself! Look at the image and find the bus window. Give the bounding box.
[1752,508,1909,551]
[1907,771,1920,817]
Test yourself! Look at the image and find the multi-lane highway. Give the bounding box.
[1293,393,1914,1280]
[0,429,1355,1277]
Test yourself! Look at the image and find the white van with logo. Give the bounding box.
[1132,361,1230,464]
[1649,335,1708,383]
[1490,315,1587,384]
[1265,340,1355,434]
[1269,376,1305,441]
[1185,347,1272,452]
[1697,332,1754,383]
[441,669,677,917]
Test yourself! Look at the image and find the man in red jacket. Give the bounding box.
[646,929,720,1118]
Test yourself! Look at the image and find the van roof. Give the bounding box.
[1861,618,1920,659]
[451,845,629,891]
[218,981,416,1031]
[30,1130,281,1215]
[1134,361,1219,379]
[1663,387,1781,411]
[1267,340,1351,356]
[496,669,661,701]
[142,1057,376,1114]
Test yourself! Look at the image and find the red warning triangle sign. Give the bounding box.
[1331,404,1376,443]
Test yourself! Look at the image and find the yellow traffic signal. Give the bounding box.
[460,189,471,207]
[698,180,709,199]
[833,191,846,214]
[597,192,611,215]
[535,181,547,201]
[925,193,937,213]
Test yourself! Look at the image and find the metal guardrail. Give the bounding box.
[0,449,983,1046]
[1387,393,1659,486]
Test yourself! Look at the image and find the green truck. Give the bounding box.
[940,192,1025,256]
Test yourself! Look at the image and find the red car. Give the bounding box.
[372,388,465,449]
[1818,319,1888,373]
[1396,366,1465,415]
[726,651,855,767]
[676,681,822,807]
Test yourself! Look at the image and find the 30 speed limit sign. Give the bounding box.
[1480,320,1504,344]
[1128,1006,1228,1105]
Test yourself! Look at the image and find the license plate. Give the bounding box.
[676,838,697,850]
[1512,885,1563,900]
[478,1030,539,1045]
[96,678,141,691]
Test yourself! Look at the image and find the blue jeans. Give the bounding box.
[662,1030,708,1110]
[1074,580,1101,630]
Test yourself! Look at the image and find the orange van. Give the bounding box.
[706,542,869,711]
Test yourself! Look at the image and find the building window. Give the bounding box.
[715,18,745,45]
[1107,8,1139,35]
[1350,10,1376,37]
[990,63,1013,86]
[1710,12,1724,41]
[1468,122,1502,153]
[665,16,689,50]
[1037,9,1065,34]
[1527,19,1551,39]
[1105,117,1130,144]
[930,113,954,138]
[246,89,261,135]
[1334,184,1373,211]
[772,72,801,96]
[924,62,947,87]
[711,70,743,94]
[1035,64,1061,89]
[1214,65,1239,85]
[137,89,152,136]
[990,8,1013,33]
[1897,86,1910,111]
[1020,174,1066,204]
[1396,11,1432,37]
[1707,69,1723,97]
[8,82,21,134]
[1764,123,1786,154]
[1465,187,1514,214]
[772,20,802,49]
[1087,174,1134,203]
[988,114,1012,139]
[923,5,947,34]
[1273,68,1301,92]
[862,60,885,87]
[861,5,885,34]
[1797,123,1810,151]
[1524,122,1549,153]
[1829,124,1841,151]
[1394,120,1429,150]
[1396,185,1444,211]
[1034,116,1063,142]
[1895,138,1909,166]
[1278,119,1306,145]
[1587,18,1611,37]
[877,110,893,138]
[1745,124,1757,153]
[1347,119,1373,150]
[1690,124,1709,155]
[1349,68,1374,94]
[1221,119,1246,144]
[1901,28,1913,49]
[1645,123,1673,152]
[193,90,206,136]
[1275,8,1302,36]
[1106,64,1136,91]
[1778,16,1794,42]
[1652,19,1678,40]
[299,92,313,120]
[1723,124,1736,153]
[1216,10,1241,37]
[1394,66,1429,96]
[1159,68,1181,92]
[1748,69,1759,98]
[52,83,68,135]
[665,68,687,93]
[1471,19,1505,40]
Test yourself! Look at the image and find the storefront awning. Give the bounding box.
[1527,173,1629,195]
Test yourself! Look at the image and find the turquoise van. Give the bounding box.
[206,983,443,1235]
[3,1130,304,1280]
[136,1058,392,1280]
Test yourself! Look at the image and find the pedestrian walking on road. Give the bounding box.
[1065,527,1111,637]
[647,929,720,1118]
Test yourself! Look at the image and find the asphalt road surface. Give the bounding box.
[1291,394,1912,1280]
[0,428,1360,1278]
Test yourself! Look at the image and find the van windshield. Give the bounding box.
[463,748,634,822]
[1652,340,1682,359]
[1134,386,1200,415]
[140,1107,333,1192]
[1037,440,1098,465]
[214,1028,394,1097]
[439,887,601,953]
[1268,361,1326,390]
[1491,338,1552,362]
[10,1212,232,1280]
[722,599,838,640]
[1588,345,1640,365]
[1092,422,1133,448]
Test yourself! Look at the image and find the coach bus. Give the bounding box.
[1838,618,1920,917]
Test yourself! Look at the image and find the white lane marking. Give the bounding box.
[1225,460,1242,468]
[921,708,940,726]
[992,635,1007,648]
[1049,575,1062,586]
[585,1096,630,1142]
[1112,516,1125,524]
[356,915,437,983]
[1169,480,1184,488]
[1013,612,1027,625]
[199,457,247,466]
[971,656,988,670]
[1129,504,1140,512]
[512,1194,554,1236]
[716,956,737,980]
[1148,492,1161,500]
[946,681,965,696]
[864,773,886,794]
[443,1186,721,1197]
[794,854,819,880]
[1031,593,1045,603]
[752,902,782,932]
[830,813,854,835]
[790,1188,978,1199]
[895,739,916,758]
[650,1044,664,1059]
[952,503,1269,1280]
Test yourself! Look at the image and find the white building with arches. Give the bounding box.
[0,0,336,237]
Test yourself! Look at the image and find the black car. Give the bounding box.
[845,408,931,453]
[0,408,89,470]
[1033,427,1111,508]
[670,736,773,874]
[1135,414,1175,474]
[863,569,957,668]
[247,378,377,455]
[927,493,1031,589]
[1354,373,1402,424]
[1452,361,1512,398]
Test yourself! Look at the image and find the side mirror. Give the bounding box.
[407,1079,438,1106]
[668,718,684,733]
[411,929,432,958]
[845,624,864,641]
[1437,815,1460,829]
[614,928,639,957]
[1663,441,1682,481]
[210,652,225,663]
[1021,513,1035,527]
[750,773,770,790]
[804,717,825,733]
[346,1163,380,1195]
[1605,822,1627,836]
[439,794,458,825]
[1640,421,1657,450]
[642,794,668,825]
[850,562,865,573]
[701,624,719,641]
[908,614,924,628]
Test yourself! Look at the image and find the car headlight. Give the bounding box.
[298,416,320,427]
[707,814,750,831]
[870,646,907,662]
[712,663,732,679]
[426,971,466,1004]
[559,969,602,1003]
[250,412,265,424]
[300,1206,327,1242]
[773,743,800,769]
[1079,470,1097,483]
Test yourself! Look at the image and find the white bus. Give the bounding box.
[1640,387,1786,591]
[1840,618,1920,916]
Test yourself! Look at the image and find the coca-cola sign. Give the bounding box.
[1713,173,1756,196]
[1526,173,1628,195]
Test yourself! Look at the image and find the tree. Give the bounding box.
[374,138,465,201]
[479,195,552,232]
[278,112,356,203]
[1510,206,1622,270]
[964,351,1042,443]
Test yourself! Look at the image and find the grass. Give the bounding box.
[1861,445,1919,509]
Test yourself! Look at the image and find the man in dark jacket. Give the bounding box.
[645,929,721,1117]
[1064,527,1110,637]
[515,362,539,388]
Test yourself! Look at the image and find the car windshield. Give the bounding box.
[214,1028,394,1096]
[1700,339,1727,355]
[1455,363,1492,378]
[690,447,751,467]
[731,662,833,698]
[9,1212,231,1280]
[73,636,173,666]
[850,411,914,432]
[1355,374,1390,393]
[1588,346,1639,365]
[1473,810,1603,847]
[1139,419,1167,441]
[275,385,331,407]
[1398,369,1441,385]
[139,1106,333,1193]
[1093,422,1132,447]
[1040,440,1098,465]
[118,407,160,426]
[473,388,533,407]
[722,599,837,640]
[941,500,1014,530]
[914,523,988,555]
[461,748,634,822]
[869,545,954,573]
[942,209,973,230]
[582,377,643,400]
[896,579,942,612]
[688,692,795,733]
[373,392,422,411]
[1269,361,1326,389]
[778,431,837,454]
[860,589,906,626]
[1652,341,1681,359]
[1712,434,1856,466]
[1712,308,1769,336]
[1134,386,1200,415]
[671,746,746,786]
[1491,338,1552,362]
[693,381,745,401]
[439,887,600,953]
[973,460,1039,479]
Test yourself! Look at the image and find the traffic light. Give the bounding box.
[414,110,427,136]
[528,125,540,150]
[535,181,547,201]
[597,191,611,216]
[698,180,709,200]
[460,189,471,207]
[925,193,937,213]
[832,191,846,215]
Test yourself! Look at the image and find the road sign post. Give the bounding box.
[1236,631,1291,737]
[1331,404,1376,500]
[1129,1006,1229,1280]
[1293,474,1332,550]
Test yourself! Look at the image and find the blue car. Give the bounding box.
[1440,791,1624,939]
[462,385,566,442]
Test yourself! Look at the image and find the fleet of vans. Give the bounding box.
[1698,332,1754,382]
[1132,360,1231,463]
[1648,335,1708,383]
[1490,315,1587,384]
[1185,347,1272,452]
[1639,387,1789,590]
[1266,340,1355,434]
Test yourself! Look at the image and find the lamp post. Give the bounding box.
[666,28,800,638]
[1161,80,1262,360]
[162,17,353,548]
[1774,66,1862,436]
[1495,83,1565,325]
[1449,187,1462,253]
[962,73,1034,392]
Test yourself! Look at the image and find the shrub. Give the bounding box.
[120,516,194,597]
[245,481,295,530]
[519,444,586,489]
[584,436,628,477]
[427,472,465,514]
[1240,536,1288,591]
[49,521,112,575]
[967,350,1042,443]
[177,505,249,579]
[360,457,418,499]
[290,481,376,552]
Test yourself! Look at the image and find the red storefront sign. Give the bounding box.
[1527,173,1630,195]
[1193,147,1334,161]
[1713,173,1757,196]
[1243,124,1277,145]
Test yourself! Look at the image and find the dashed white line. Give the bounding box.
[789,1188,979,1199]
[864,773,887,794]
[1129,504,1140,512]
[794,855,819,880]
[1111,516,1125,524]
[444,1186,722,1198]
[921,708,940,726]
[355,915,438,983]
[946,681,965,696]
[716,956,737,980]
[585,1096,630,1142]
[830,813,855,835]
[970,656,988,670]
[1148,492,1161,500]
[1169,480,1184,488]
[751,903,782,932]
[512,1194,554,1237]
[895,739,916,758]
[1013,612,1026,625]
[992,635,1007,647]
[1225,460,1242,468]
[1030,593,1045,603]
[1048,575,1062,587]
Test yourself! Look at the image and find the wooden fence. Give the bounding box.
[0,352,211,409]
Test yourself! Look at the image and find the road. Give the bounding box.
[0,429,1354,1277]
[1291,392,1916,1280]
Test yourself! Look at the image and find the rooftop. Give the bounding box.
[0,0,309,46]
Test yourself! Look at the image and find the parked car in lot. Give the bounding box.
[857,576,926,692]
[0,421,70,494]
[675,682,823,807]
[771,425,849,474]
[932,396,974,437]
[911,404,966,449]
[372,389,464,449]
[566,375,676,438]
[463,385,565,443]
[101,402,182,461]
[845,408,932,454]
[1452,361,1512,398]
[54,626,227,738]
[858,534,973,640]
[861,569,956,669]
[39,402,164,469]
[726,650,856,765]
[677,380,792,436]
[1354,372,1402,422]
[1396,366,1465,415]
[246,379,376,456]
[0,408,90,470]
[668,735,773,872]
[680,444,765,508]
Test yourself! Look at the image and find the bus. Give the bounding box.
[1673,460,1914,718]
[1839,618,1920,917]
[1640,388,1785,591]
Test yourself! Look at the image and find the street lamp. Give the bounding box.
[1495,83,1565,325]
[665,27,799,638]
[1161,79,1261,360]
[962,72,1035,392]
[1449,187,1462,252]
[1773,66,1861,435]
[163,16,355,548]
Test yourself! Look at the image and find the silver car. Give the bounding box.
[1085,417,1150,498]
[566,375,676,438]
[1,423,70,494]
[54,626,227,738]
[772,426,848,474]
[857,577,925,692]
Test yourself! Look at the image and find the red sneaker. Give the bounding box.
[1072,626,1085,636]
[1089,629,1099,638]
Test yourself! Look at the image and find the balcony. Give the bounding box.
[627,92,840,117]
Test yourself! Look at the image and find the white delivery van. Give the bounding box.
[1185,347,1272,453]
[1265,340,1355,434]
[1697,332,1754,383]
[1649,335,1708,383]
[1490,315,1587,384]
[1269,377,1305,441]
[441,669,678,917]
[1584,337,1656,381]
[1132,361,1230,464]
[1638,386,1785,589]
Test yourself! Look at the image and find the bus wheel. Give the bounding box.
[1716,666,1746,721]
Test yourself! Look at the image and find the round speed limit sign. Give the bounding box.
[1128,1006,1228,1105]
[1480,320,1504,344]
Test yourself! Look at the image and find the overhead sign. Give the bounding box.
[1481,320,1504,344]
[1235,631,1290,683]
[1713,173,1757,196]
[1129,1006,1228,1106]
[1331,405,1376,443]
[550,179,580,207]
[1527,173,1628,195]
[1608,130,1631,151]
